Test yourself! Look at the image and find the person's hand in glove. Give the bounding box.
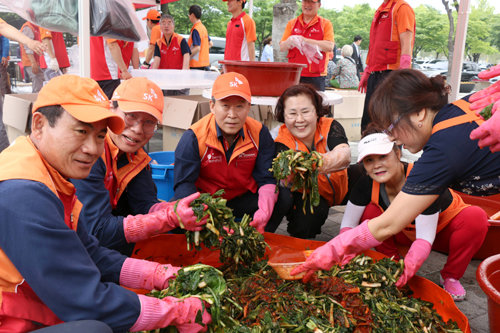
[48,57,59,71]
[317,144,351,174]
[123,192,206,243]
[290,220,382,281]
[301,41,323,64]
[469,109,500,152]
[395,239,432,287]
[469,81,500,116]
[399,54,411,69]
[120,258,180,290]
[358,67,370,93]
[130,295,211,332]
[250,184,278,233]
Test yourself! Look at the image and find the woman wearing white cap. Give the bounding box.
[338,130,487,300]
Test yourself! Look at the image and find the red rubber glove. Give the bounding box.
[123,192,206,243]
[290,220,381,280]
[395,239,432,287]
[358,67,370,93]
[130,294,211,332]
[399,54,411,69]
[250,184,278,233]
[469,109,500,152]
[120,258,180,291]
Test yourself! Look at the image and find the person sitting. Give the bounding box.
[0,75,210,333]
[267,84,364,239]
[340,129,488,301]
[173,72,288,233]
[329,45,359,89]
[71,77,206,256]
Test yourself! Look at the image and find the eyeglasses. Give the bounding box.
[383,114,405,137]
[123,113,158,135]
[284,109,316,120]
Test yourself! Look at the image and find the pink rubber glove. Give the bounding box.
[478,63,500,80]
[358,67,370,93]
[130,294,211,332]
[250,184,278,233]
[120,258,180,290]
[469,81,500,115]
[339,227,352,235]
[469,109,500,152]
[399,54,411,69]
[123,192,206,243]
[290,220,381,280]
[395,239,432,287]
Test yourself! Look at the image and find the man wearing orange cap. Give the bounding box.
[174,72,287,234]
[223,0,256,61]
[72,77,206,255]
[142,8,161,69]
[0,75,210,333]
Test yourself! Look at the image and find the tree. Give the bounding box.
[465,0,498,62]
[413,5,448,59]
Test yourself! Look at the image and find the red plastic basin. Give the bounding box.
[477,254,500,333]
[457,192,500,259]
[219,60,306,96]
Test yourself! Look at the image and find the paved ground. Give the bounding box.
[149,131,491,333]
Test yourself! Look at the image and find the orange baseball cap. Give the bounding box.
[143,9,161,21]
[111,77,164,123]
[212,72,252,103]
[32,75,124,134]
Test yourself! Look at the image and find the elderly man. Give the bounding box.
[280,0,334,91]
[173,72,288,234]
[0,75,210,333]
[72,77,205,255]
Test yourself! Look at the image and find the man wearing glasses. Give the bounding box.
[71,77,205,255]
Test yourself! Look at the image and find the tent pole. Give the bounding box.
[449,0,471,102]
[79,0,91,78]
[248,0,254,17]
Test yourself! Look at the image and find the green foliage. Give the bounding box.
[414,5,448,58]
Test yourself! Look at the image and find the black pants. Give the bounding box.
[300,76,326,91]
[360,70,391,133]
[97,79,121,99]
[32,320,112,333]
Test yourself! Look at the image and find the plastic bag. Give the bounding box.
[0,0,147,42]
[288,35,324,65]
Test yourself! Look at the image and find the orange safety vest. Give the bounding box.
[188,21,210,68]
[191,114,261,200]
[19,22,47,68]
[102,134,151,209]
[156,33,185,69]
[370,163,468,241]
[0,137,82,331]
[275,117,349,206]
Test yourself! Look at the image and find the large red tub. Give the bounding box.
[219,60,306,97]
[477,254,500,332]
[457,192,500,259]
[132,233,470,332]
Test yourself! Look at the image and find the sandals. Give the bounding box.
[440,275,466,301]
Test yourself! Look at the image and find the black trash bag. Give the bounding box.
[31,0,78,34]
[90,0,141,42]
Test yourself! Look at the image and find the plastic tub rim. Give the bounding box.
[476,253,500,304]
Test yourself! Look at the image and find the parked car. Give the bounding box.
[418,61,481,93]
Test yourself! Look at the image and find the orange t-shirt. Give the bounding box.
[149,24,161,46]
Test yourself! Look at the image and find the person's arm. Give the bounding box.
[248,41,255,61]
[0,21,44,55]
[189,29,201,59]
[0,180,141,331]
[121,160,160,214]
[42,36,56,60]
[318,119,351,173]
[152,43,161,69]
[302,38,334,53]
[182,53,190,69]
[173,130,201,200]
[252,125,277,187]
[279,21,294,52]
[180,38,191,70]
[144,44,155,66]
[131,46,140,69]
[107,40,131,79]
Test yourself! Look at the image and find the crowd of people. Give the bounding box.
[0,0,499,332]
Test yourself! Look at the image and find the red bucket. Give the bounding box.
[457,192,500,259]
[219,60,306,97]
[477,254,500,333]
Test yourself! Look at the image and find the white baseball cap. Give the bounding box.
[357,133,395,163]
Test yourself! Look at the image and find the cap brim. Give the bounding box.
[142,17,147,20]
[356,142,394,163]
[213,91,251,103]
[63,104,125,134]
[117,100,163,124]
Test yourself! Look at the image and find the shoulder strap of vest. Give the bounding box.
[431,99,484,135]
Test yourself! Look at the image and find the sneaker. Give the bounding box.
[440,275,466,301]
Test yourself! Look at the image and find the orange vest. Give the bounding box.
[102,134,151,209]
[191,114,261,200]
[19,22,47,68]
[431,99,484,135]
[275,117,349,206]
[370,163,468,241]
[188,21,210,68]
[0,137,82,331]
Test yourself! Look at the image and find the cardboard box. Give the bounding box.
[337,118,362,142]
[331,90,365,142]
[3,93,38,143]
